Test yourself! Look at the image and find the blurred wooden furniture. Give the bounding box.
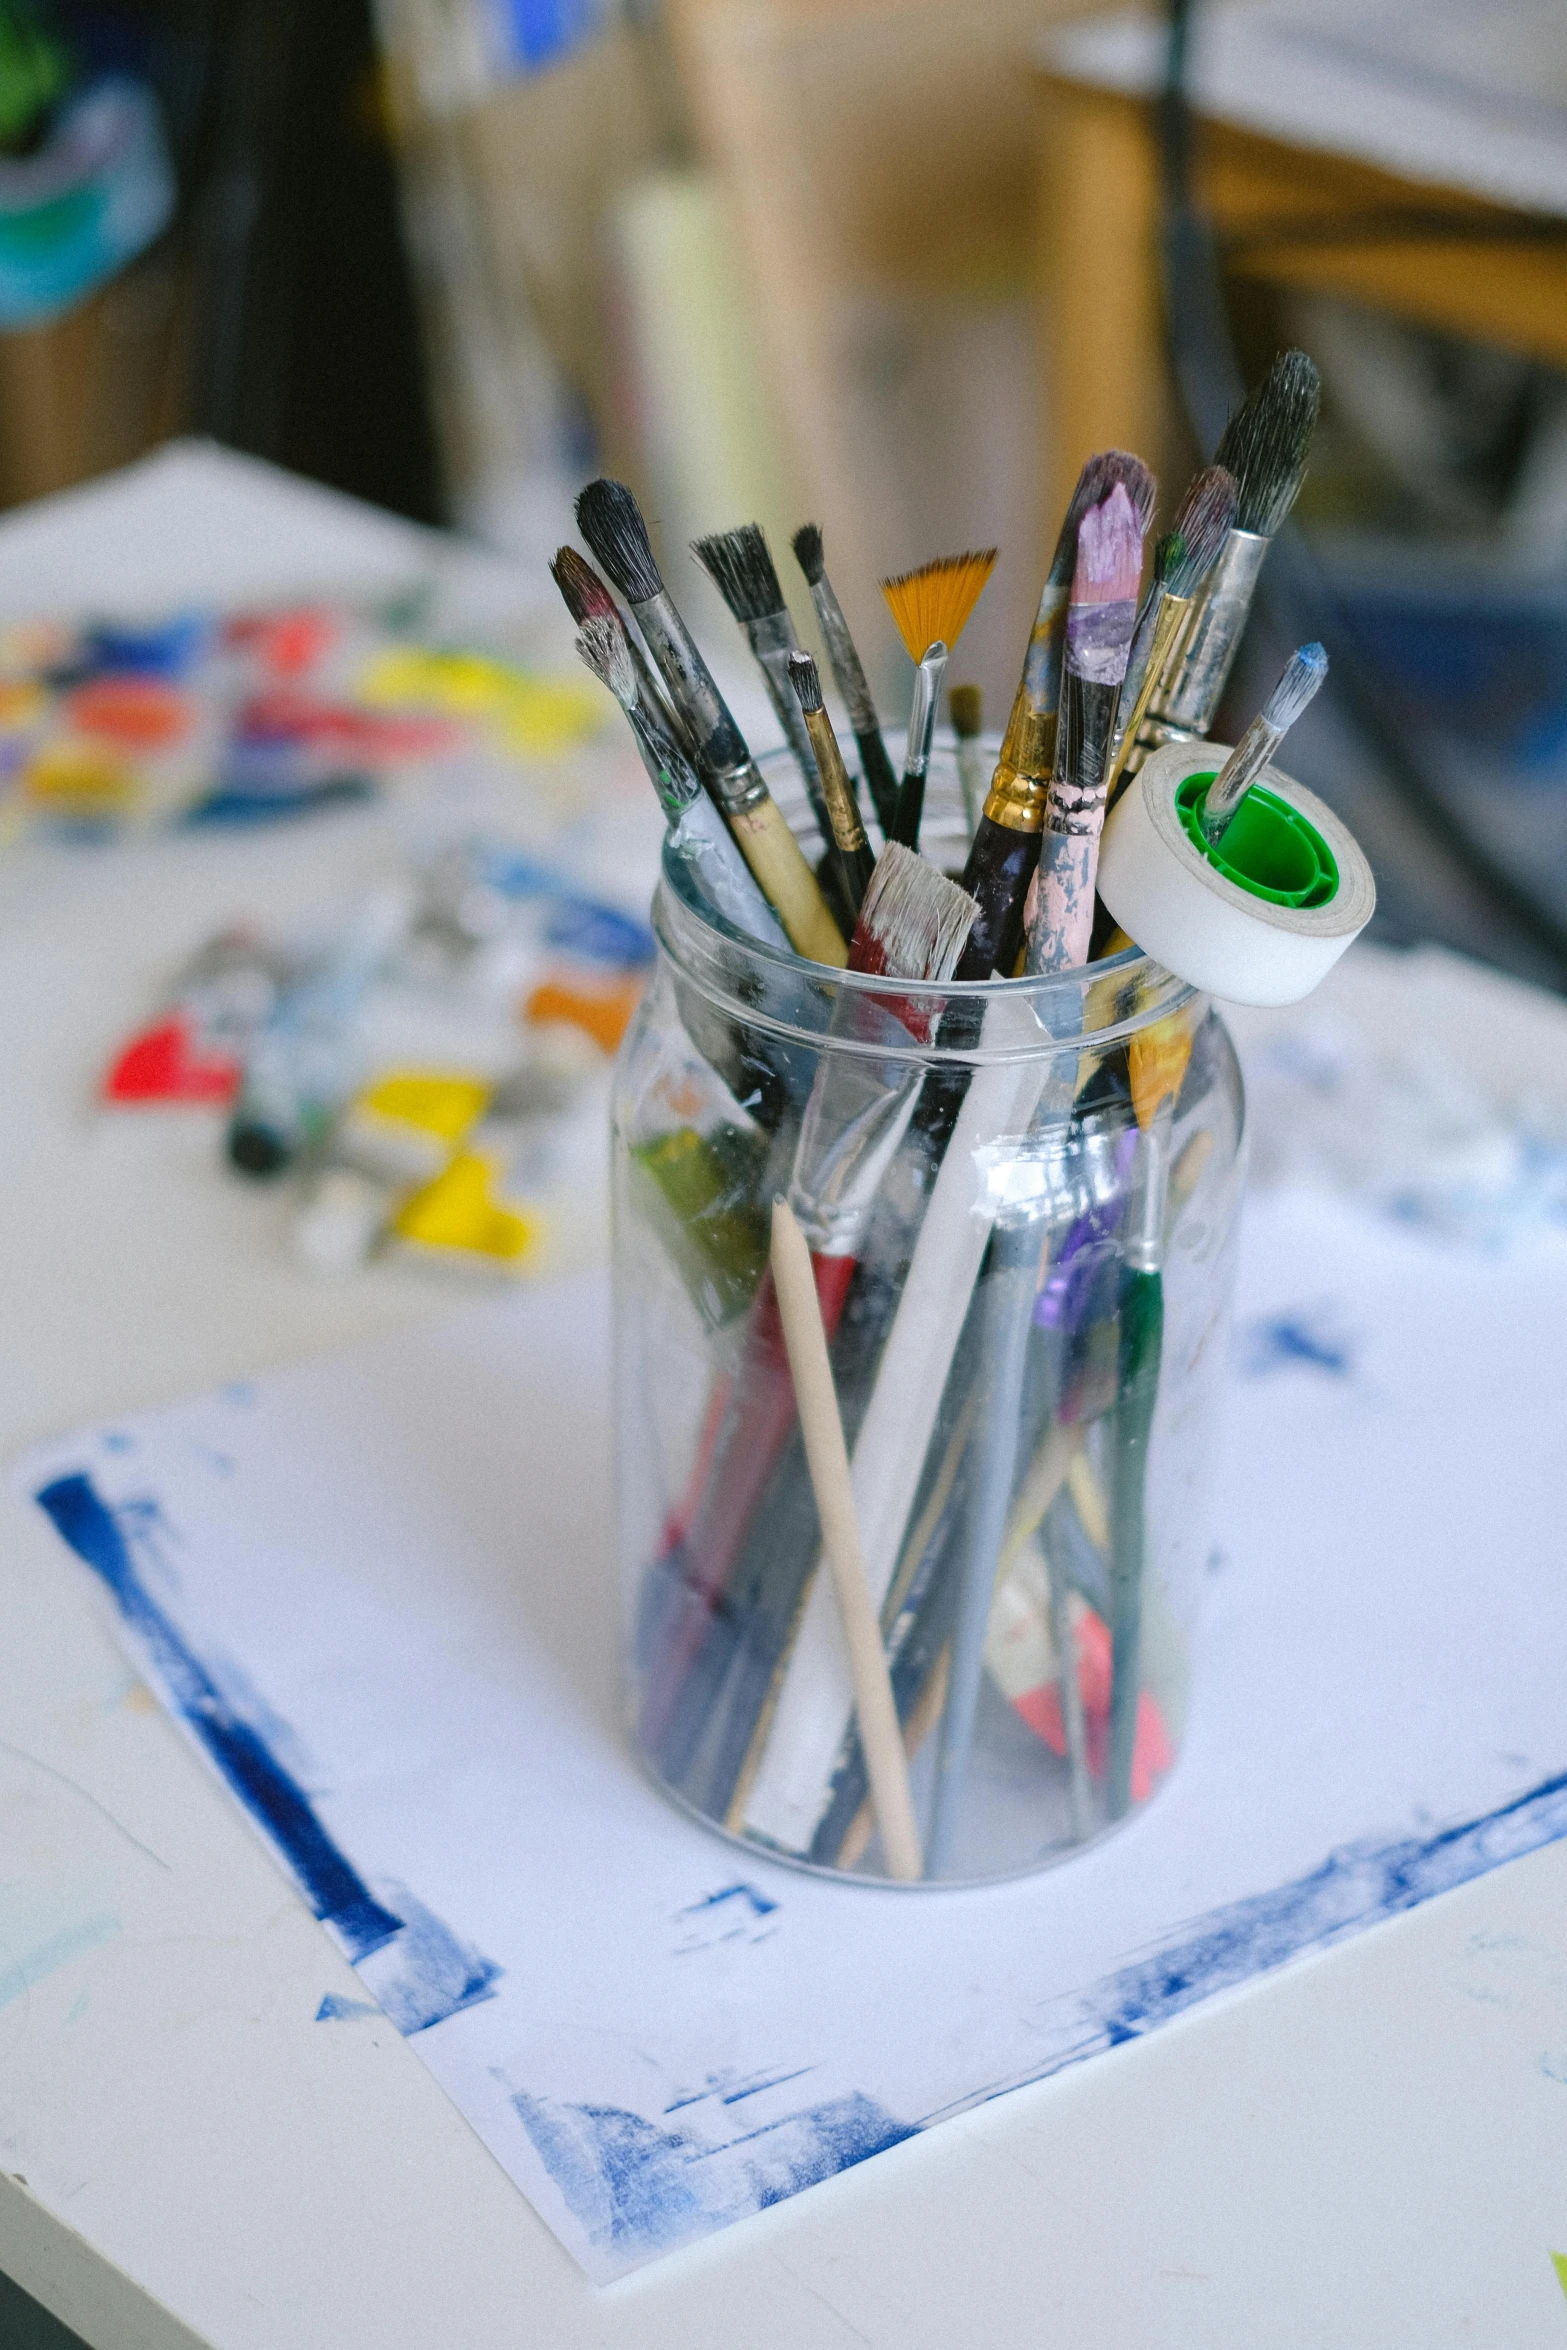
[0,244,187,509]
[1036,9,1567,526]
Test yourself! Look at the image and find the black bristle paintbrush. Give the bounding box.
[690,525,830,824]
[1148,350,1321,741]
[1104,464,1238,809]
[550,545,693,757]
[787,651,877,916]
[575,478,848,968]
[792,522,901,841]
[952,455,1155,981]
[880,550,997,850]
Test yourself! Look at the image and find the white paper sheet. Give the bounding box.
[19,1200,1567,2282]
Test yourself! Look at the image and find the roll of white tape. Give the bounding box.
[1098,741,1375,1006]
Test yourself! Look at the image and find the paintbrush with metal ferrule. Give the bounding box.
[787,651,877,915]
[575,478,848,968]
[1105,1108,1170,1821]
[1200,641,1328,844]
[638,844,979,1780]
[1146,350,1321,746]
[549,544,693,759]
[791,521,901,840]
[1025,482,1148,976]
[690,525,833,825]
[574,615,788,951]
[881,550,997,850]
[1104,466,1237,813]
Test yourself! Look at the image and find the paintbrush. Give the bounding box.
[949,683,985,837]
[575,479,848,968]
[638,844,979,1776]
[770,1197,923,1879]
[574,615,788,951]
[1147,350,1321,743]
[550,545,692,757]
[1024,483,1147,976]
[1104,466,1237,812]
[1200,641,1327,844]
[1105,1111,1170,1819]
[881,550,996,850]
[792,522,901,841]
[787,651,877,915]
[691,524,835,835]
[945,456,1154,987]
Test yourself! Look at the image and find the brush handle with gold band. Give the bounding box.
[1103,590,1191,810]
[743,610,833,830]
[806,574,900,839]
[800,705,876,915]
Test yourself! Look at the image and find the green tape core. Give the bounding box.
[1176,771,1339,908]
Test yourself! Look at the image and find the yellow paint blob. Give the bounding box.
[356,1070,491,1145]
[357,647,601,754]
[393,1153,534,1264]
[23,739,135,808]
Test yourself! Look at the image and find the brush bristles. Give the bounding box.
[575,615,636,708]
[1164,465,1239,594]
[1103,452,1158,536]
[1049,452,1156,584]
[949,682,982,738]
[550,544,617,627]
[575,478,664,604]
[880,549,996,663]
[1261,641,1327,733]
[1215,351,1321,536]
[791,521,825,586]
[856,841,978,981]
[1073,484,1143,606]
[787,649,824,713]
[691,523,786,623]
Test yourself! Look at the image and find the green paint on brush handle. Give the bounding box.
[1107,1264,1163,1818]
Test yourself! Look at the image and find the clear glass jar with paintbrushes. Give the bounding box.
[612,748,1246,1885]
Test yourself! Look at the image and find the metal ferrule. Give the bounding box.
[1201,713,1283,840]
[1106,592,1191,807]
[624,695,701,820]
[1116,580,1171,737]
[903,644,947,782]
[810,579,880,736]
[745,612,822,794]
[1149,530,1270,735]
[1126,1119,1170,1274]
[632,589,751,778]
[981,751,1050,834]
[802,707,867,854]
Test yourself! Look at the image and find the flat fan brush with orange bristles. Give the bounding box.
[880,549,996,850]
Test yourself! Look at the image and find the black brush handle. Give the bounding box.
[855,727,902,840]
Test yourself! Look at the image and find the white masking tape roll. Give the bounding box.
[1098,741,1375,1006]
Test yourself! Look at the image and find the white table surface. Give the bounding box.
[3,448,1567,2350]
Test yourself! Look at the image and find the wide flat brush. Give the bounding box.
[1147,350,1321,742]
[787,650,877,914]
[792,521,901,840]
[574,614,787,950]
[550,544,692,756]
[639,844,979,1776]
[880,549,996,850]
[1025,481,1148,975]
[1104,465,1237,811]
[575,478,847,967]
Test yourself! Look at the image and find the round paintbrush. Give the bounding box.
[1200,640,1327,842]
[549,544,693,757]
[690,523,831,826]
[786,650,877,916]
[1104,464,1237,810]
[575,478,848,968]
[792,521,901,841]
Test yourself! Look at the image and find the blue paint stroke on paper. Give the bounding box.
[0,1914,120,2012]
[1236,1306,1354,1379]
[997,1766,1567,2098]
[36,1471,404,1963]
[671,1883,780,1955]
[513,2084,913,2260]
[316,1993,381,2022]
[354,1882,502,2034]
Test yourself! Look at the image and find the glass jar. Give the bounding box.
[612,743,1246,1885]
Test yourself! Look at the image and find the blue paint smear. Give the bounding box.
[1237,1308,1353,1378]
[513,2086,914,2258]
[1016,1766,1567,2084]
[681,1883,778,1919]
[316,1993,381,2022]
[35,1472,404,1962]
[354,1882,502,2035]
